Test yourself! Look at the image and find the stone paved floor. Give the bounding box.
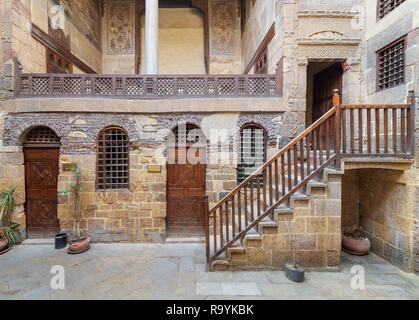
[0,243,418,300]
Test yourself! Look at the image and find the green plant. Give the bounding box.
[0,188,16,227]
[58,167,88,239]
[0,222,22,246]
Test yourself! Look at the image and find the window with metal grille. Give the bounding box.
[378,0,405,19]
[377,36,406,91]
[97,127,130,190]
[237,124,267,184]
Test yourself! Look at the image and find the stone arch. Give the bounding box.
[90,117,139,145]
[234,114,280,146]
[4,114,68,146]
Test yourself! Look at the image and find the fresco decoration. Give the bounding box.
[210,0,236,56]
[50,0,101,49]
[107,0,135,55]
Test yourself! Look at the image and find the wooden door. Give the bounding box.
[167,146,206,226]
[313,63,343,122]
[24,147,60,238]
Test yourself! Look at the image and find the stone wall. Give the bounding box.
[341,167,415,272]
[0,0,13,100]
[364,0,419,272]
[16,0,102,74]
[0,110,283,241]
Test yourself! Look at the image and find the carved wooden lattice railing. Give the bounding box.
[15,73,279,98]
[205,91,416,264]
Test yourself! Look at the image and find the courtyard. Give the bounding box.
[0,243,418,300]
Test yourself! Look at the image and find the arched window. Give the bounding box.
[97,127,130,190]
[237,124,267,183]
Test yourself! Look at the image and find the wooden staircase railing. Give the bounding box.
[205,90,416,265]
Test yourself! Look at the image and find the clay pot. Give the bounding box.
[342,233,371,256]
[0,238,8,252]
[67,236,91,254]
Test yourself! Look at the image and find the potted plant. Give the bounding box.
[342,224,370,256]
[284,216,305,283]
[58,167,91,254]
[0,188,23,254]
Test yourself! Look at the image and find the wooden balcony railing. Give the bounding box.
[206,90,416,266]
[15,72,279,99]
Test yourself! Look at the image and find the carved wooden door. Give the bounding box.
[313,63,343,122]
[167,146,206,226]
[24,147,60,238]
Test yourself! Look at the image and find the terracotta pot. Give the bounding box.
[342,233,371,256]
[68,236,91,254]
[0,238,8,252]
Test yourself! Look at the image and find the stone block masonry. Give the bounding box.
[0,111,284,243]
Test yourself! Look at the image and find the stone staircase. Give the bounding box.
[209,166,344,271]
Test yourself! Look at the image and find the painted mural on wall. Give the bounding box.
[210,0,236,56]
[51,0,101,49]
[107,0,135,55]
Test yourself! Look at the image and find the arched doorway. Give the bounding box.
[166,123,206,228]
[23,127,61,238]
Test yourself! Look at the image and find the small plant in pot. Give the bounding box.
[342,224,370,256]
[58,167,91,254]
[0,188,23,254]
[284,216,305,283]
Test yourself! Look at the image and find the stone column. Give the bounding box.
[145,0,159,74]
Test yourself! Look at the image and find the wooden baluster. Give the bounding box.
[358,109,363,154]
[293,145,298,186]
[313,129,318,170]
[250,180,255,221]
[238,191,242,233]
[213,212,217,251]
[244,185,248,227]
[300,139,305,180]
[281,155,286,196]
[392,108,397,153]
[219,206,224,247]
[205,197,210,264]
[401,108,406,153]
[367,109,372,153]
[350,108,355,153]
[225,201,229,242]
[287,150,292,190]
[275,159,280,201]
[319,124,324,165]
[384,108,389,153]
[231,196,236,237]
[407,90,416,156]
[269,165,273,207]
[263,170,267,211]
[257,175,261,217]
[326,119,331,158]
[376,108,380,154]
[342,108,347,154]
[306,133,311,176]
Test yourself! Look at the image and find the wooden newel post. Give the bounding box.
[204,196,210,266]
[333,89,341,169]
[407,90,416,157]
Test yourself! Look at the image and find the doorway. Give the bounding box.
[166,124,206,229]
[307,61,343,126]
[23,127,61,238]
